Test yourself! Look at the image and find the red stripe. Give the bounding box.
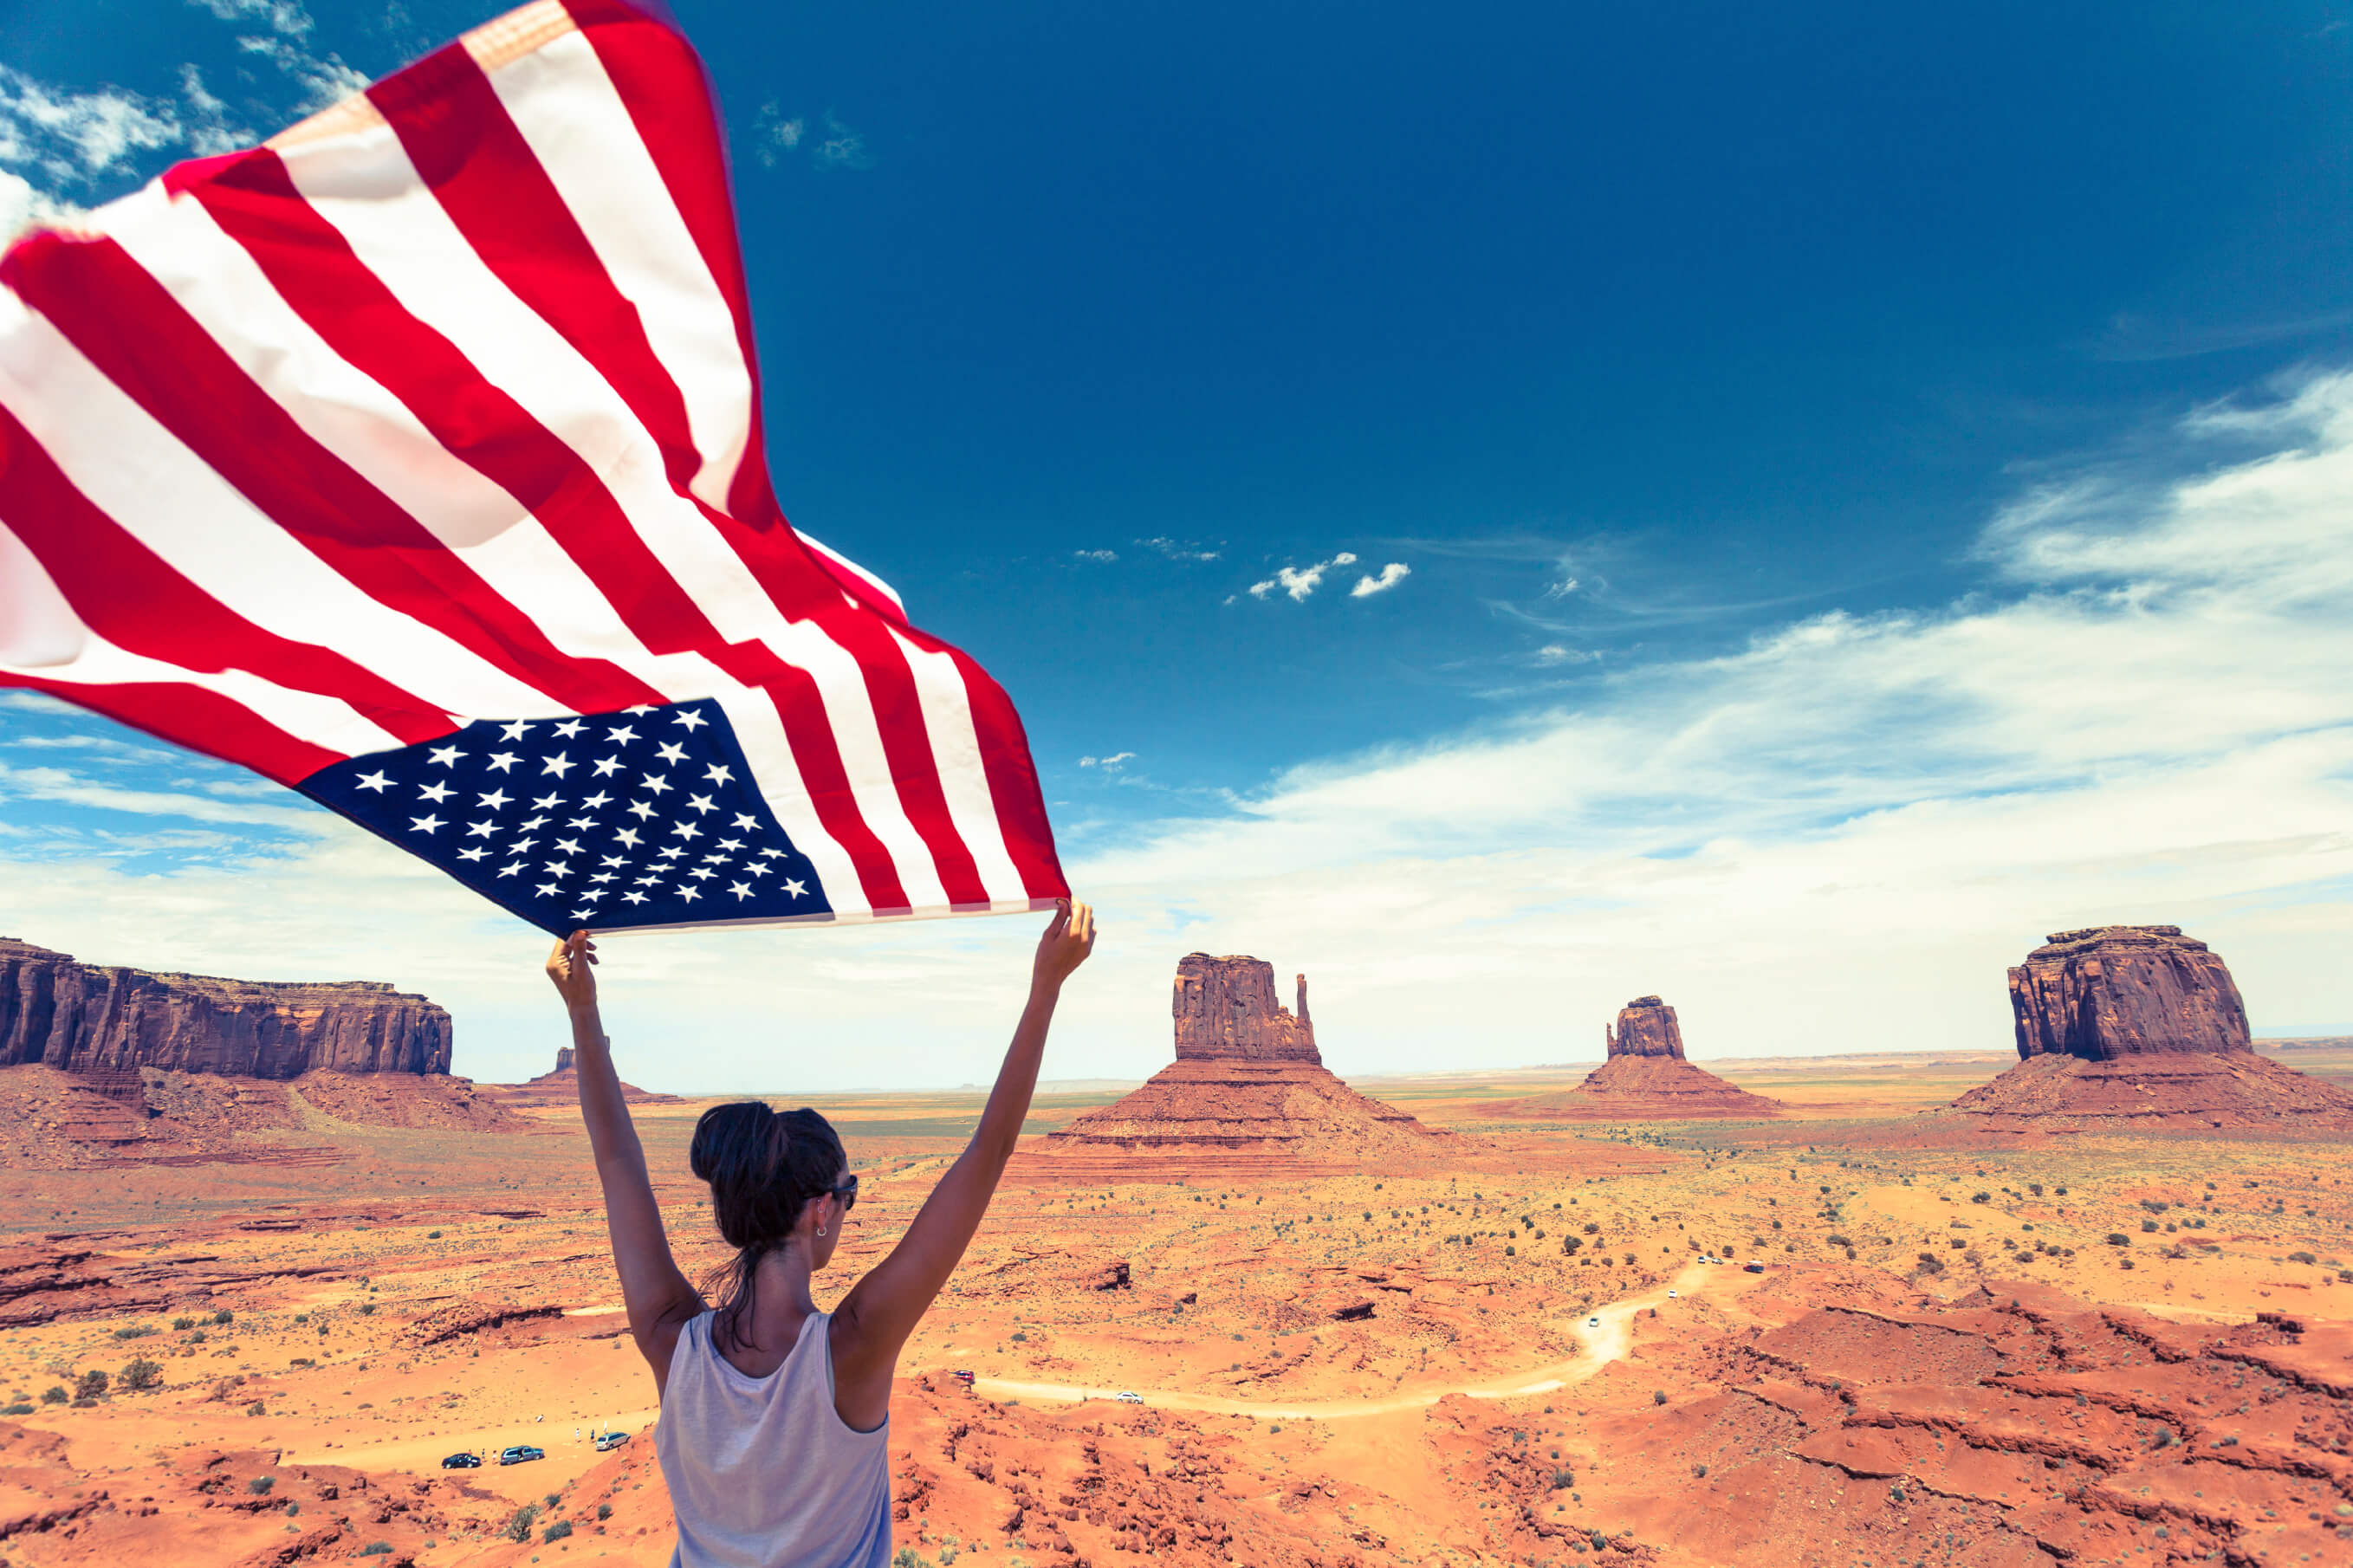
[2,234,654,718]
[0,402,447,764]
[0,675,341,786]
[936,643,1069,899]
[185,151,915,912]
[368,42,708,500]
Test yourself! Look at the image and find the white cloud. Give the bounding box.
[0,66,181,186]
[1079,753,1136,769]
[1248,552,1358,602]
[1351,562,1411,598]
[1073,548,1118,563]
[1135,537,1222,562]
[0,170,85,247]
[0,760,327,831]
[812,113,869,171]
[1530,644,1591,666]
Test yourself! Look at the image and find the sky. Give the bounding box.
[3,0,2351,1092]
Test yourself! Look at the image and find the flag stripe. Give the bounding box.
[888,626,1034,905]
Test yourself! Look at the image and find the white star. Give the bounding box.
[615,828,644,848]
[477,789,512,810]
[580,792,613,809]
[457,847,488,862]
[567,816,596,831]
[744,862,771,878]
[410,814,444,834]
[533,793,563,810]
[731,813,759,832]
[485,752,521,774]
[658,847,686,861]
[571,909,593,921]
[623,704,657,716]
[606,725,639,744]
[497,862,526,878]
[623,891,648,905]
[466,821,498,839]
[580,888,606,902]
[600,854,627,867]
[671,820,703,840]
[677,885,701,902]
[689,867,716,880]
[428,745,464,768]
[641,774,671,794]
[729,881,753,900]
[783,878,807,898]
[655,741,689,764]
[626,800,656,821]
[535,883,561,897]
[702,852,730,864]
[717,838,744,852]
[418,781,454,803]
[555,838,583,856]
[674,709,709,730]
[704,763,735,785]
[499,720,535,742]
[521,816,550,833]
[541,753,575,778]
[761,847,787,859]
[511,837,539,854]
[552,719,587,739]
[544,862,572,878]
[591,872,617,884]
[353,770,392,794]
[634,875,662,886]
[591,756,623,778]
[685,794,717,815]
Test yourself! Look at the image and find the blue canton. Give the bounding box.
[301,701,833,936]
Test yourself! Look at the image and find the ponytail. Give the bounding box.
[689,1101,846,1354]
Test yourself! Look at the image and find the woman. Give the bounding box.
[543,899,1097,1568]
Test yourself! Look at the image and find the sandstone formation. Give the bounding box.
[482,1044,682,1109]
[0,938,452,1078]
[1952,925,2353,1130]
[1486,995,1783,1120]
[1031,955,1445,1170]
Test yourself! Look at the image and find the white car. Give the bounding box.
[1667,1290,1678,1299]
[1586,1316,1601,1328]
[1115,1391,1144,1404]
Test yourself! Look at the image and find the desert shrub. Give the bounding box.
[1583,1221,1599,1234]
[293,1314,308,1323]
[543,1520,574,1544]
[111,1325,157,1340]
[1506,1246,1516,1256]
[2140,1199,2168,1214]
[596,1503,613,1520]
[2290,1250,2317,1265]
[1693,1463,1708,1477]
[360,1544,392,1557]
[358,1302,375,1315]
[2142,1220,2160,1234]
[1845,1247,1858,1261]
[2106,1233,2129,1246]
[1651,1390,1667,1406]
[120,1358,163,1391]
[245,1401,266,1416]
[40,1386,66,1405]
[75,1370,107,1399]
[1589,1531,1608,1552]
[1009,1331,1026,1342]
[1971,1193,1990,1204]
[249,1476,275,1495]
[0,1403,30,1416]
[171,1317,195,1332]
[1561,1237,1582,1255]
[503,1503,541,1542]
[1916,1253,1947,1276]
[1551,1468,1573,1489]
[213,1309,234,1325]
[1949,1239,1966,1250]
[2028,1183,2044,1196]
[1825,1234,1852,1248]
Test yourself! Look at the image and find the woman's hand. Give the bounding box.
[1032,898,1095,993]
[546,929,600,1013]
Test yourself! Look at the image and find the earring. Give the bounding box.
[816,1226,827,1238]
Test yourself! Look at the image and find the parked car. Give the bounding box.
[595,1431,630,1452]
[1667,1290,1678,1299]
[498,1445,545,1465]
[1586,1316,1601,1328]
[1115,1391,1144,1405]
[439,1453,481,1470]
[1743,1262,1766,1274]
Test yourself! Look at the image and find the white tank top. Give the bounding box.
[655,1309,891,1568]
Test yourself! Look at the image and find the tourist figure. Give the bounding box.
[545,899,1097,1568]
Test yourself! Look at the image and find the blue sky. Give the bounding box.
[3,1,2352,1090]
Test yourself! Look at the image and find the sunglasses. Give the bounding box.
[828,1174,859,1212]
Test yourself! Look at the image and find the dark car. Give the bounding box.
[1743,1262,1766,1274]
[439,1452,481,1470]
[594,1431,630,1452]
[498,1445,546,1465]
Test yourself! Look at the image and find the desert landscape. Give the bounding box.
[1,931,2350,1568]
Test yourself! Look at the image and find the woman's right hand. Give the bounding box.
[546,929,600,1013]
[1032,898,1095,992]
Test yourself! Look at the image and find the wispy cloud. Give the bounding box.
[752,106,870,173]
[1136,537,1222,562]
[1351,562,1411,598]
[1248,552,1358,602]
[0,760,326,830]
[1073,548,1118,563]
[1079,753,1136,769]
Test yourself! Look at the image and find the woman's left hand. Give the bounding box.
[546,929,600,1012]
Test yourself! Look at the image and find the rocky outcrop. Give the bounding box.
[1487,995,1782,1120]
[0,938,451,1079]
[1172,955,1319,1062]
[1605,996,1685,1059]
[2006,925,2251,1060]
[1034,954,1444,1170]
[1953,925,2353,1129]
[481,1046,681,1109]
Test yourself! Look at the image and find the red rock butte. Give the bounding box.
[1029,954,1445,1172]
[1952,925,2353,1130]
[483,1044,681,1109]
[1484,995,1784,1120]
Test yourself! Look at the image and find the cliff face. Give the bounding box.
[1171,955,1320,1063]
[1606,996,1685,1060]
[0,938,452,1079]
[2006,926,2251,1062]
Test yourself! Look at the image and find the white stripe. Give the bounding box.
[797,529,905,615]
[706,686,873,919]
[477,27,753,513]
[0,516,405,758]
[276,120,957,911]
[888,627,1030,904]
[0,293,561,723]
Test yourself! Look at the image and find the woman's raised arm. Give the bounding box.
[548,931,703,1391]
[828,901,1095,1416]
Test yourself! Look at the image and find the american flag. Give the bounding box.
[0,0,1066,934]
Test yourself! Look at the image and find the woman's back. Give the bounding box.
[655,1311,890,1568]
